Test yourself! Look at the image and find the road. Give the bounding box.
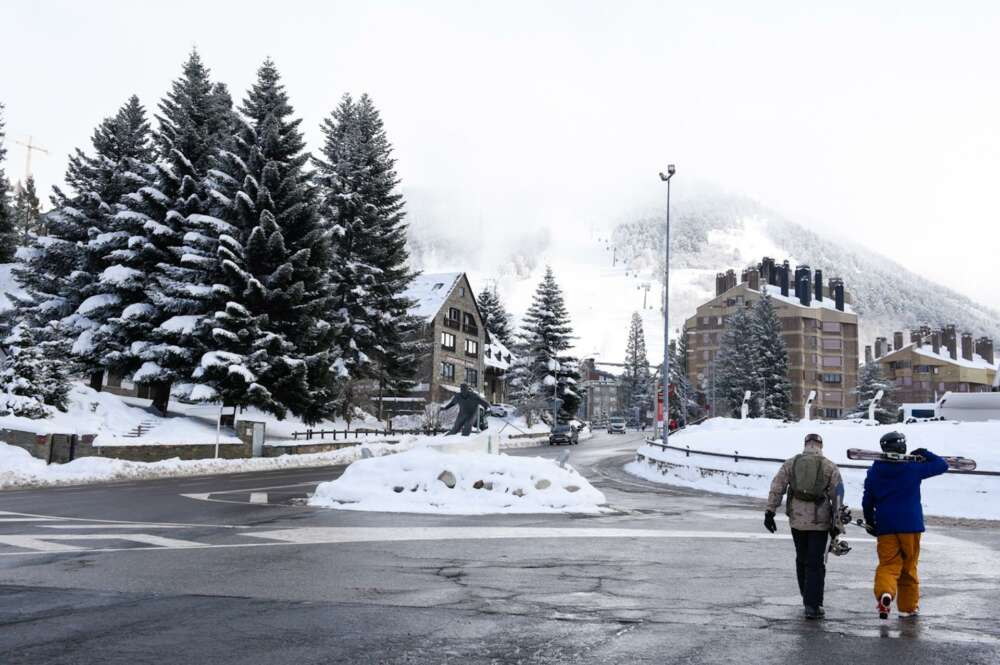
[1,431,998,664]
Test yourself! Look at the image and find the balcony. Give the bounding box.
[462,323,479,335]
[443,317,460,330]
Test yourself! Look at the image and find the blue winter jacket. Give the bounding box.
[862,450,949,535]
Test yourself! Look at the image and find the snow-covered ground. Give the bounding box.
[626,418,1000,520]
[0,438,415,490]
[310,434,606,515]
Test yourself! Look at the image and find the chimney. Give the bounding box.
[865,345,873,364]
[746,269,760,291]
[943,325,957,360]
[814,269,823,302]
[931,331,941,354]
[961,333,974,362]
[976,337,995,365]
[761,257,776,285]
[893,331,904,350]
[716,272,726,296]
[798,274,812,307]
[725,269,737,292]
[875,336,887,359]
[779,264,789,297]
[832,278,845,312]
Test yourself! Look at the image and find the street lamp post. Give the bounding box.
[547,358,561,427]
[658,164,676,442]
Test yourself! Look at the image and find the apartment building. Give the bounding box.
[578,359,623,422]
[684,257,859,420]
[872,326,997,403]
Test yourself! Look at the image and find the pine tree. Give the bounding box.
[107,53,235,412]
[519,267,578,421]
[13,176,40,244]
[622,312,651,422]
[13,97,156,391]
[750,292,792,420]
[313,93,418,418]
[0,103,16,261]
[849,361,898,423]
[0,327,69,418]
[478,285,513,347]
[189,59,334,422]
[668,339,693,425]
[714,306,757,417]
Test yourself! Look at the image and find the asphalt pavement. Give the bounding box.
[1,430,998,664]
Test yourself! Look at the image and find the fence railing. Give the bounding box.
[291,427,447,441]
[642,439,1000,477]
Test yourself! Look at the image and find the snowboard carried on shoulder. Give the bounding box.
[846,448,977,471]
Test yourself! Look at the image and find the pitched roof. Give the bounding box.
[484,337,514,370]
[403,272,463,321]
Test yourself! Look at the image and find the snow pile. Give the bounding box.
[626,418,1000,520]
[0,385,240,445]
[310,446,606,514]
[0,439,411,490]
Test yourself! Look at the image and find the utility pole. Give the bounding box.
[638,282,651,309]
[658,164,676,441]
[15,136,48,179]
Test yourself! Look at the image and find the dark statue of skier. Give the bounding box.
[440,383,490,436]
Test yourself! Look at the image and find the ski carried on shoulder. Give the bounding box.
[846,448,977,471]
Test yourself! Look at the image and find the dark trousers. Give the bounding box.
[791,528,828,608]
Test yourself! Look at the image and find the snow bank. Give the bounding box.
[310,446,606,515]
[0,439,411,490]
[627,418,1000,520]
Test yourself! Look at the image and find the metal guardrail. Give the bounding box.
[642,439,1000,477]
[292,427,448,441]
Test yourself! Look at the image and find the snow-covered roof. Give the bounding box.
[758,283,855,315]
[484,337,514,370]
[888,342,999,372]
[404,272,464,321]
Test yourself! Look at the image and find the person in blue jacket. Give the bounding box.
[862,431,949,619]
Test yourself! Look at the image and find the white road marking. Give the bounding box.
[0,509,245,529]
[0,533,205,552]
[249,493,268,504]
[39,524,190,530]
[0,517,58,522]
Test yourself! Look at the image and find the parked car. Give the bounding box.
[548,423,579,445]
[489,403,515,418]
[607,417,626,434]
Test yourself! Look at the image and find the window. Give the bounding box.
[805,336,818,349]
[822,321,842,333]
[465,367,478,385]
[702,333,710,344]
[822,338,842,350]
[820,373,842,384]
[484,347,492,358]
[462,312,478,334]
[459,286,465,297]
[440,362,455,380]
[821,408,842,419]
[431,282,444,291]
[902,376,912,386]
[702,350,710,360]
[822,356,842,368]
[465,339,479,356]
[444,307,460,329]
[441,332,456,350]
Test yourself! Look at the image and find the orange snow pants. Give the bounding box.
[874,533,922,612]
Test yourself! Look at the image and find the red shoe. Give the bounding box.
[878,593,892,620]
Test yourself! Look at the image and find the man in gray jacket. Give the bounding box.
[764,433,845,620]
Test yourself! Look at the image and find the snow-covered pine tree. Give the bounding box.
[190,59,334,422]
[313,93,418,418]
[519,267,578,421]
[0,327,69,418]
[750,292,792,420]
[0,103,16,261]
[713,305,757,417]
[12,97,156,391]
[478,285,514,347]
[105,53,234,413]
[668,339,693,425]
[622,312,651,421]
[13,176,40,244]
[849,361,899,423]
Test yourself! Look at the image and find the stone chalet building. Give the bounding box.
[869,326,998,404]
[684,257,859,420]
[377,272,514,417]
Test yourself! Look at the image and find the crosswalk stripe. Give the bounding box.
[0,533,206,552]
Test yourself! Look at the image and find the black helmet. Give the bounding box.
[880,431,907,455]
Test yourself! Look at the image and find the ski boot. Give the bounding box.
[898,608,920,619]
[878,593,892,620]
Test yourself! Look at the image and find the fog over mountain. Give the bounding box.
[408,184,1000,365]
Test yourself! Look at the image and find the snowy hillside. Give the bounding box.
[409,188,1000,366]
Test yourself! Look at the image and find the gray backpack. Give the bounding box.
[789,454,826,503]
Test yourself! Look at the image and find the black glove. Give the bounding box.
[911,448,928,459]
[764,510,777,533]
[863,521,877,537]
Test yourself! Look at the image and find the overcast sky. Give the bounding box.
[3,1,999,306]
